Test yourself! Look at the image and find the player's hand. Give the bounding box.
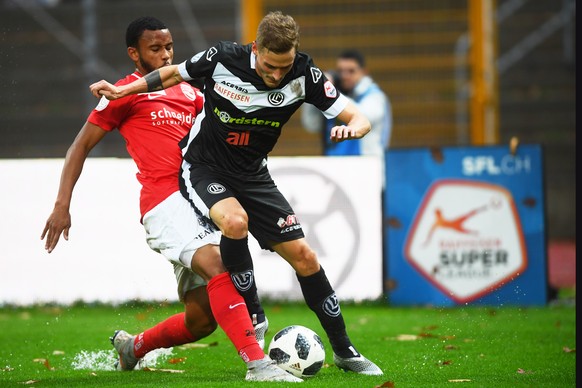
[41,206,72,253]
[89,80,122,100]
[329,125,358,143]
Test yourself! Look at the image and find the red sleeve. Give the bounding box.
[87,95,133,131]
[87,75,136,131]
[194,88,204,115]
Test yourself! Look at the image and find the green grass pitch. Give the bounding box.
[0,300,575,387]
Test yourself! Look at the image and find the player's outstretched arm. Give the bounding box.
[89,65,183,100]
[329,100,371,143]
[41,122,107,253]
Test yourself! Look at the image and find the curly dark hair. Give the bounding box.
[125,16,167,48]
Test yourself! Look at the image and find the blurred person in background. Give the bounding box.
[301,49,392,163]
[41,16,300,383]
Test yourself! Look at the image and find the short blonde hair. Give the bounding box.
[256,11,299,54]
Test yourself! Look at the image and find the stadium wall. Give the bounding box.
[0,157,383,305]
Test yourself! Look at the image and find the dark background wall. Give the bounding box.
[0,0,575,241]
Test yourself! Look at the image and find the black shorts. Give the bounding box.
[179,161,305,250]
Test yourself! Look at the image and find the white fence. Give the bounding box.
[0,157,382,305]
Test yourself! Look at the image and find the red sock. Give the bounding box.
[133,312,195,358]
[207,272,264,362]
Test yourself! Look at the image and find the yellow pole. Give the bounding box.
[468,0,499,145]
[240,0,263,45]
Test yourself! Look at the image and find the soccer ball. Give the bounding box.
[267,325,325,378]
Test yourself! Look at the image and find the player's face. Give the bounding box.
[134,29,174,74]
[336,58,365,94]
[253,42,295,88]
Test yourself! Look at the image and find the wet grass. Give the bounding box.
[0,299,576,387]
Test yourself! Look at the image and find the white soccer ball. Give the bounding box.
[267,325,326,378]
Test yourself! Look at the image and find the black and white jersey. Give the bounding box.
[177,41,348,175]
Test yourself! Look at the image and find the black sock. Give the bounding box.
[219,236,265,323]
[297,267,359,358]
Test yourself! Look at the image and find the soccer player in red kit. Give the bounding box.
[41,16,300,383]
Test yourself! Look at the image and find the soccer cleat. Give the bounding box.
[253,314,269,350]
[245,355,303,382]
[110,330,141,371]
[333,353,383,375]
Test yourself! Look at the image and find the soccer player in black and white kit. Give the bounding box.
[91,11,383,375]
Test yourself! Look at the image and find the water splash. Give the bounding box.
[71,349,117,371]
[71,348,174,371]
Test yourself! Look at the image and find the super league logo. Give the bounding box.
[404,179,527,303]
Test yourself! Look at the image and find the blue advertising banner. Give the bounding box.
[384,144,547,306]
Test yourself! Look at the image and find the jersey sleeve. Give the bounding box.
[194,88,204,114]
[303,57,349,120]
[87,94,132,131]
[87,78,133,131]
[178,42,227,81]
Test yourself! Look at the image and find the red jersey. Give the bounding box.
[88,71,203,218]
